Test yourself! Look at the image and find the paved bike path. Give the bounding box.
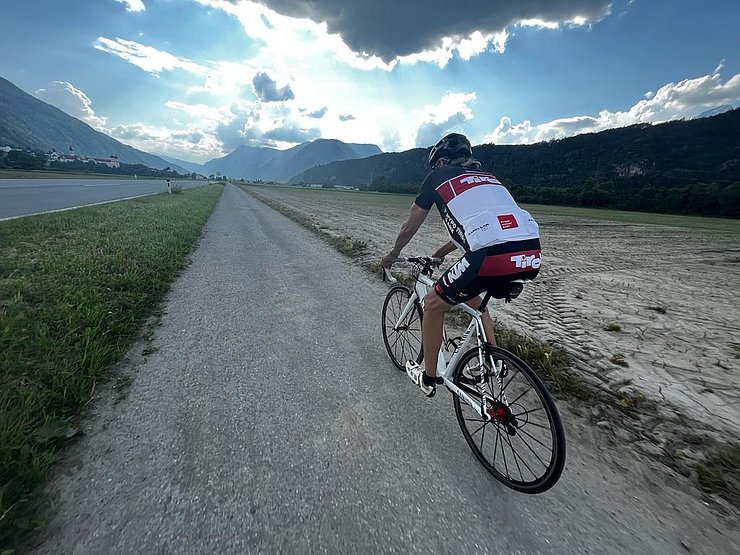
[31,184,737,554]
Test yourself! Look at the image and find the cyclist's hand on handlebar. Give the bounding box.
[381,252,398,269]
[431,255,444,268]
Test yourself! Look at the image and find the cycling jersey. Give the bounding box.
[415,166,539,252]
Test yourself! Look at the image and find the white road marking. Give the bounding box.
[0,192,160,222]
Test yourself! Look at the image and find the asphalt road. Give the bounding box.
[29,185,738,554]
[0,178,204,220]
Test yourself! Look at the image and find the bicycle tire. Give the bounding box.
[381,285,424,371]
[452,346,566,493]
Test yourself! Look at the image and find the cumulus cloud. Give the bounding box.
[171,131,204,144]
[215,100,322,149]
[252,71,295,102]
[35,81,107,129]
[110,123,157,141]
[165,100,226,122]
[339,114,355,121]
[307,107,328,118]
[110,122,221,163]
[95,37,208,75]
[485,68,740,144]
[410,92,476,147]
[115,0,145,12]
[240,0,612,62]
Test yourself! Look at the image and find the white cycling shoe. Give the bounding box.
[405,361,437,398]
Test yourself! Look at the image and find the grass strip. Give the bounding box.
[0,184,223,545]
[694,444,740,507]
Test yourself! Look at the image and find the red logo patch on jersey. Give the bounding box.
[497,214,519,229]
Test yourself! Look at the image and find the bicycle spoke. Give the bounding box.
[506,433,539,481]
[517,419,551,431]
[509,385,534,406]
[512,406,544,418]
[498,424,511,480]
[503,429,525,482]
[479,422,487,452]
[500,366,521,394]
[514,428,551,468]
[492,422,501,469]
[470,421,486,437]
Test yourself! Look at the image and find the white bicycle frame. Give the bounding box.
[390,270,497,420]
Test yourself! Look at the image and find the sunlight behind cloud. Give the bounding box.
[410,92,477,148]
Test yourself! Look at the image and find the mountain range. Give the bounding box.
[198,140,381,181]
[292,108,740,190]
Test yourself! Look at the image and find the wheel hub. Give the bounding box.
[487,402,519,435]
[487,403,508,422]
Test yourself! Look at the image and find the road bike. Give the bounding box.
[382,257,566,493]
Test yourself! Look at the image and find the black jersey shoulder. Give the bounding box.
[415,165,471,209]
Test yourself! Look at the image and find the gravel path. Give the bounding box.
[29,185,739,554]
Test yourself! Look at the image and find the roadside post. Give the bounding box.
[166,179,172,194]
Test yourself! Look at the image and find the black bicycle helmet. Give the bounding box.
[428,132,472,168]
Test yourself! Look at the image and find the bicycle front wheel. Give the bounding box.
[381,285,423,371]
[452,346,566,493]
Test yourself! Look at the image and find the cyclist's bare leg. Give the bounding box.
[421,290,452,378]
[464,296,496,346]
[423,292,498,378]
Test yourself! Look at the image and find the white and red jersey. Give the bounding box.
[415,166,539,252]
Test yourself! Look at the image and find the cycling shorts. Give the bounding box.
[434,238,541,305]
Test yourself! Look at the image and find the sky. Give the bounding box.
[0,0,738,164]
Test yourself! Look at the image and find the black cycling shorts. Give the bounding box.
[434,239,541,305]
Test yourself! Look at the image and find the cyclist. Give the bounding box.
[381,132,541,397]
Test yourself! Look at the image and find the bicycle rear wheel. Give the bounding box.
[382,285,423,371]
[452,346,566,493]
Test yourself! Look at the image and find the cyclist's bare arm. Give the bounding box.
[432,241,457,263]
[382,203,429,268]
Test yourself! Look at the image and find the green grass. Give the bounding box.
[694,443,740,507]
[0,184,223,545]
[523,203,740,232]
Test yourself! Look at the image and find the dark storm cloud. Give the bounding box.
[252,71,295,102]
[244,0,612,61]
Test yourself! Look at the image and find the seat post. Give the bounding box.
[478,291,493,313]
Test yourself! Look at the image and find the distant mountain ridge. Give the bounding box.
[291,109,740,218]
[293,108,740,189]
[694,104,733,119]
[0,76,183,171]
[201,139,382,181]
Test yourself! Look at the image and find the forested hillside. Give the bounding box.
[292,109,740,217]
